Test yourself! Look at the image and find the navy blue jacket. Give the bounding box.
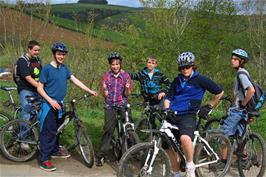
[166,70,223,115]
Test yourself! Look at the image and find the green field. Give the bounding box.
[21,3,143,45]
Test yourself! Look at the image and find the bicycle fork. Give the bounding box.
[143,139,161,175]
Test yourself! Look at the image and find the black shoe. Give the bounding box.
[209,161,226,171]
[95,156,104,167]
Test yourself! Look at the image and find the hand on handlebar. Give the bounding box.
[158,92,166,100]
[198,104,213,119]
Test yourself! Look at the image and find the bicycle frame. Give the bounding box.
[114,104,135,138]
[143,119,221,174]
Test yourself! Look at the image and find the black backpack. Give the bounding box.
[237,71,266,112]
[13,55,40,85]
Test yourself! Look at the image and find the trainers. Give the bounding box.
[95,156,104,167]
[39,160,56,172]
[51,146,70,158]
[209,161,226,171]
[20,143,31,151]
[186,163,195,177]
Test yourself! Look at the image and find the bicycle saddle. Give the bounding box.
[0,86,17,91]
[248,111,259,117]
[25,96,41,103]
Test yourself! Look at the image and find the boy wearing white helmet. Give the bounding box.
[164,51,224,177]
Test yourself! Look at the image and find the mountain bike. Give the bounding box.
[130,93,163,142]
[205,111,266,177]
[0,95,95,168]
[117,110,232,177]
[0,86,20,130]
[110,104,140,161]
[134,102,163,142]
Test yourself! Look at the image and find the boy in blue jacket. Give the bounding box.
[130,55,171,127]
[164,51,224,177]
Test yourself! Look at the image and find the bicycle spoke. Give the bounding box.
[238,133,266,177]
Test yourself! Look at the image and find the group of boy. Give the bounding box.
[15,40,254,177]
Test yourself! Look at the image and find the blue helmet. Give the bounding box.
[51,42,68,53]
[232,49,248,61]
[177,51,195,67]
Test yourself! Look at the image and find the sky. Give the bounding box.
[6,0,142,7]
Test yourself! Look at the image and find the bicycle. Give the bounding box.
[0,95,95,168]
[130,93,164,142]
[134,102,163,142]
[117,110,233,177]
[110,104,140,161]
[0,86,20,129]
[205,110,266,177]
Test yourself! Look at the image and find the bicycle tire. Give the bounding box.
[204,118,223,131]
[194,133,232,177]
[238,132,266,177]
[135,113,153,142]
[0,111,12,131]
[123,130,140,153]
[117,142,171,177]
[111,136,122,161]
[0,119,38,162]
[77,126,94,168]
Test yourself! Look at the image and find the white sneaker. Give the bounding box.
[186,163,195,177]
[20,143,31,151]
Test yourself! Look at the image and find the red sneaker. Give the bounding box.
[39,160,56,172]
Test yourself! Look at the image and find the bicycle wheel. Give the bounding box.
[135,113,152,142]
[112,136,122,161]
[0,119,38,162]
[123,130,140,153]
[0,111,12,131]
[204,118,223,131]
[117,142,171,177]
[204,118,223,137]
[77,126,94,168]
[194,133,232,177]
[238,132,266,177]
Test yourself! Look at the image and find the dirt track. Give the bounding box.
[0,154,116,177]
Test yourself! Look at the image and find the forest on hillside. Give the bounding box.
[0,0,265,101]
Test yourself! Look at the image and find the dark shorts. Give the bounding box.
[162,114,197,149]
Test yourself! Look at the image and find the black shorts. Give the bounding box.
[162,114,197,149]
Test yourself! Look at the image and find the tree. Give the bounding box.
[241,0,266,86]
[122,0,192,79]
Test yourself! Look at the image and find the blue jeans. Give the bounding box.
[19,89,38,121]
[220,106,248,137]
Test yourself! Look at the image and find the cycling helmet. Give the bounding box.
[107,52,122,64]
[51,42,68,53]
[177,51,195,67]
[232,49,248,61]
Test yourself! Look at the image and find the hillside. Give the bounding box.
[0,6,115,49]
[21,3,143,45]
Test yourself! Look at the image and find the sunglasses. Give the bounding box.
[179,65,192,70]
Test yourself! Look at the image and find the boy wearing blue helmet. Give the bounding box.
[37,42,97,172]
[213,49,255,169]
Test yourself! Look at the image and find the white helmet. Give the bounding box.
[177,51,195,67]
